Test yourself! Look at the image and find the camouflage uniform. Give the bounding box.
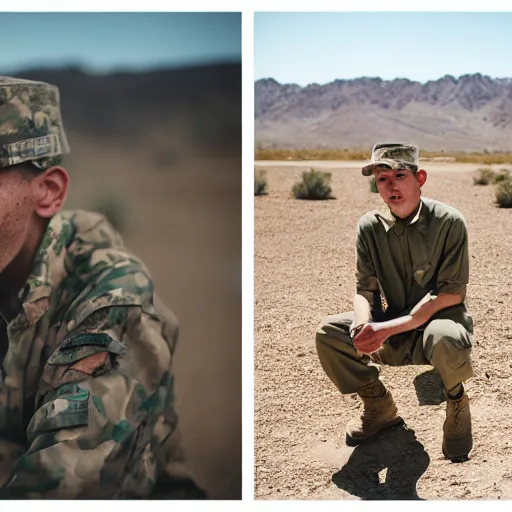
[0,76,202,498]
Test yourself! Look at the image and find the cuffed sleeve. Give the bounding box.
[435,217,469,296]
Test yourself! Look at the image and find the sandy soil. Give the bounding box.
[254,161,512,500]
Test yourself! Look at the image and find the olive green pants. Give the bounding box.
[316,312,473,394]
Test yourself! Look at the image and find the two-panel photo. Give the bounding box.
[0,8,511,505]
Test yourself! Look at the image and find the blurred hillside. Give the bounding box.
[11,64,241,499]
[18,63,240,153]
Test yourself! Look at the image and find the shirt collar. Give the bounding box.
[9,213,70,325]
[377,199,426,236]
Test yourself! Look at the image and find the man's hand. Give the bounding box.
[352,323,390,355]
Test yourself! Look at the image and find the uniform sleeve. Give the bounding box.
[0,304,178,499]
[435,217,469,296]
[355,219,382,311]
[355,220,378,293]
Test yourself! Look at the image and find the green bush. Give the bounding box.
[495,178,512,208]
[369,176,378,193]
[292,168,334,200]
[254,169,268,196]
[494,168,511,183]
[473,167,496,185]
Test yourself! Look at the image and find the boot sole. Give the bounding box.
[345,417,405,447]
[442,444,471,462]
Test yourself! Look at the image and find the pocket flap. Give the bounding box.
[27,384,90,442]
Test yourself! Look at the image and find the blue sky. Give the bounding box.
[1,12,241,73]
[255,12,512,85]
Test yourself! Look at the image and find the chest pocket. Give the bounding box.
[408,231,434,289]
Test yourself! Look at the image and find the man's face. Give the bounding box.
[374,167,426,218]
[0,169,35,273]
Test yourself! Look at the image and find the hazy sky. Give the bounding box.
[255,12,512,85]
[1,12,241,72]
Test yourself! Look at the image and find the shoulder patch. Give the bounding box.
[70,352,109,375]
[44,333,126,389]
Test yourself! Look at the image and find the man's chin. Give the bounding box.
[387,204,405,217]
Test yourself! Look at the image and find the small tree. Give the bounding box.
[254,169,268,196]
[292,168,334,200]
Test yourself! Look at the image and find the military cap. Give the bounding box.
[0,76,69,170]
[362,143,419,176]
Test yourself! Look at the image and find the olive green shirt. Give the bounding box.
[355,197,472,332]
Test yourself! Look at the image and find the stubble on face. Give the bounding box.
[0,171,35,274]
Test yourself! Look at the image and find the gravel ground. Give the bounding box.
[254,161,512,500]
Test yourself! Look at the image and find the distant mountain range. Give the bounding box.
[255,74,512,152]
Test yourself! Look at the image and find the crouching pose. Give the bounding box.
[316,143,473,461]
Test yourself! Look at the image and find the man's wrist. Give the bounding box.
[349,323,366,338]
[375,320,401,338]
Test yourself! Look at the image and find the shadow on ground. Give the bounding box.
[332,426,429,500]
[413,369,446,406]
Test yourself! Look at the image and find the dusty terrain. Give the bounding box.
[254,161,512,500]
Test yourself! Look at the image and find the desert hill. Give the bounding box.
[255,74,512,152]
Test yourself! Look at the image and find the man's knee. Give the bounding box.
[315,312,353,346]
[423,319,473,388]
[423,319,472,358]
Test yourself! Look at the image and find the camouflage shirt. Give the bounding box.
[0,210,185,498]
[355,197,473,332]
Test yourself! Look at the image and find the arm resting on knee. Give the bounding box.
[375,289,465,338]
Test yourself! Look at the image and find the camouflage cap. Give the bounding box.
[0,76,69,170]
[361,143,419,176]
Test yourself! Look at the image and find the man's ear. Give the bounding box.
[32,166,69,219]
[416,169,427,187]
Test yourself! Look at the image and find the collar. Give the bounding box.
[13,214,70,325]
[377,199,427,237]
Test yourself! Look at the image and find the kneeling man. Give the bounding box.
[316,143,473,461]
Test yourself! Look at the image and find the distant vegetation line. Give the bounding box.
[255,148,512,165]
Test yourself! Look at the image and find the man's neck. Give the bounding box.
[392,199,422,225]
[0,221,47,302]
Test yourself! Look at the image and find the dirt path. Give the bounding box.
[254,162,512,500]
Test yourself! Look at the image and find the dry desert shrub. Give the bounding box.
[495,178,512,208]
[473,167,496,185]
[255,147,368,161]
[292,168,334,200]
[254,169,268,196]
[494,168,511,183]
[255,147,512,165]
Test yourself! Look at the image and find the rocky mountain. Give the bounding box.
[255,74,512,152]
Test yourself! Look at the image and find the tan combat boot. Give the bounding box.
[345,382,404,446]
[442,392,472,461]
